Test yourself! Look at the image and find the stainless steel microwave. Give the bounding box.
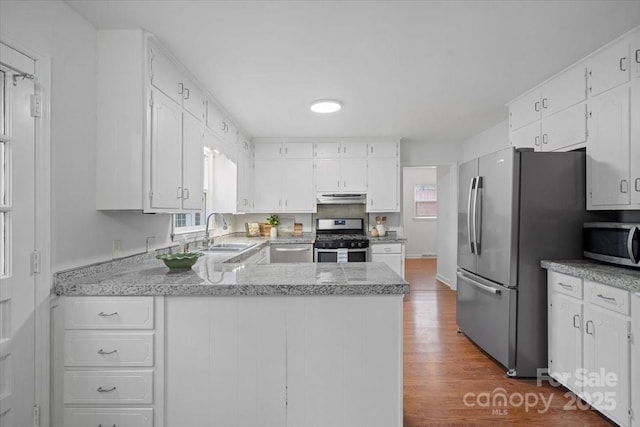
[583,222,640,269]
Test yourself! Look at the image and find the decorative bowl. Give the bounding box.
[156,252,204,270]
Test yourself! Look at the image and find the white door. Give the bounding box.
[0,44,37,427]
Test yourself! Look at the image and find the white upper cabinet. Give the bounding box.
[509,62,587,152]
[180,113,205,211]
[588,37,631,97]
[149,46,183,104]
[342,141,369,158]
[634,32,640,78]
[367,141,398,158]
[367,157,399,212]
[314,141,368,193]
[182,76,206,121]
[587,84,630,208]
[631,79,640,206]
[314,141,341,158]
[236,135,253,213]
[252,142,315,212]
[205,101,238,146]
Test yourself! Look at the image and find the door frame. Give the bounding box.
[1,34,52,427]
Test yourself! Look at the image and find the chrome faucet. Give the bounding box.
[203,213,228,248]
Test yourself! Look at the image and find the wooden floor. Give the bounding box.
[403,259,614,426]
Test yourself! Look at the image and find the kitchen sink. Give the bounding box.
[203,243,255,252]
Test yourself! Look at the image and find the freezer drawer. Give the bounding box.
[456,270,517,372]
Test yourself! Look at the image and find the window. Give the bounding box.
[172,147,212,235]
[414,184,437,218]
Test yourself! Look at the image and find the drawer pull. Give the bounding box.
[557,282,573,290]
[97,386,117,393]
[98,311,119,317]
[97,349,118,355]
[98,425,116,427]
[596,294,617,303]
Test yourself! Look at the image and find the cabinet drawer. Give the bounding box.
[65,332,154,367]
[548,271,583,299]
[585,280,630,315]
[371,243,402,254]
[64,407,153,427]
[64,370,153,404]
[65,297,154,329]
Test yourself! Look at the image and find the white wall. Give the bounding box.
[1,0,173,272]
[402,167,437,258]
[400,140,461,288]
[461,119,509,162]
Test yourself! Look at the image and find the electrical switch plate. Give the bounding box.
[146,236,155,252]
[112,240,122,259]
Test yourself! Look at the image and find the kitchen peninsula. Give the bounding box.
[52,251,408,427]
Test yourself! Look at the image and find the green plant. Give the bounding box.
[266,214,280,227]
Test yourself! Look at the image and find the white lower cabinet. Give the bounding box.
[164,295,403,427]
[632,293,640,427]
[547,272,632,426]
[55,296,163,427]
[370,243,405,278]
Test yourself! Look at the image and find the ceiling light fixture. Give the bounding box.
[310,99,342,113]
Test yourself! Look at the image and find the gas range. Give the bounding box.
[313,218,370,254]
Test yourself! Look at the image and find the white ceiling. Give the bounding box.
[66,0,640,143]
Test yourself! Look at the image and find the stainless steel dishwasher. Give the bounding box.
[269,243,313,263]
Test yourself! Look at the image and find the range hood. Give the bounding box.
[316,193,367,205]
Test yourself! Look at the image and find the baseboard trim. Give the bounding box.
[435,273,453,289]
[405,254,437,259]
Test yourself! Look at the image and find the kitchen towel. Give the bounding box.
[337,248,348,263]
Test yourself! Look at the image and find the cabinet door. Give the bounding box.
[283,159,315,212]
[205,101,226,136]
[548,291,582,395]
[372,253,403,277]
[541,102,587,152]
[588,37,631,97]
[583,304,630,427]
[223,119,238,146]
[254,142,283,159]
[182,113,204,211]
[343,141,369,158]
[149,46,183,104]
[587,85,630,208]
[342,158,368,192]
[367,141,396,158]
[315,158,341,192]
[634,33,640,78]
[314,142,341,158]
[510,122,541,150]
[367,157,398,212]
[284,142,314,158]
[540,63,587,117]
[252,158,281,211]
[509,90,541,131]
[150,90,182,210]
[632,294,640,427]
[236,137,253,212]
[182,77,206,121]
[632,80,640,206]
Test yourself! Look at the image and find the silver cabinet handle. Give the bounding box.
[98,349,118,355]
[619,57,628,72]
[98,424,116,427]
[635,178,640,192]
[98,311,118,317]
[558,282,573,290]
[629,226,639,264]
[274,247,310,252]
[178,82,184,95]
[177,187,183,199]
[542,134,549,144]
[636,49,640,64]
[534,101,540,112]
[597,293,617,303]
[585,320,594,335]
[97,386,117,393]
[183,87,190,100]
[542,98,548,109]
[621,180,629,193]
[534,136,540,147]
[183,188,190,200]
[572,314,581,329]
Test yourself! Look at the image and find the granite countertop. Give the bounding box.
[54,255,409,297]
[367,231,407,243]
[541,259,640,293]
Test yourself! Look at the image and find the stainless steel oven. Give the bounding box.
[584,222,640,269]
[313,218,370,263]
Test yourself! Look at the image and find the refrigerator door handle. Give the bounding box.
[628,226,639,264]
[473,176,483,255]
[456,271,501,295]
[467,177,477,254]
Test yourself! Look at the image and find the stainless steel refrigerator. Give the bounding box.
[457,147,592,378]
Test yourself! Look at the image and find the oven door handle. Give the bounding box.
[629,226,639,265]
[274,247,311,252]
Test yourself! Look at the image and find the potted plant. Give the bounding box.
[267,214,279,238]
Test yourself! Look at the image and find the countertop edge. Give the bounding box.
[541,259,640,293]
